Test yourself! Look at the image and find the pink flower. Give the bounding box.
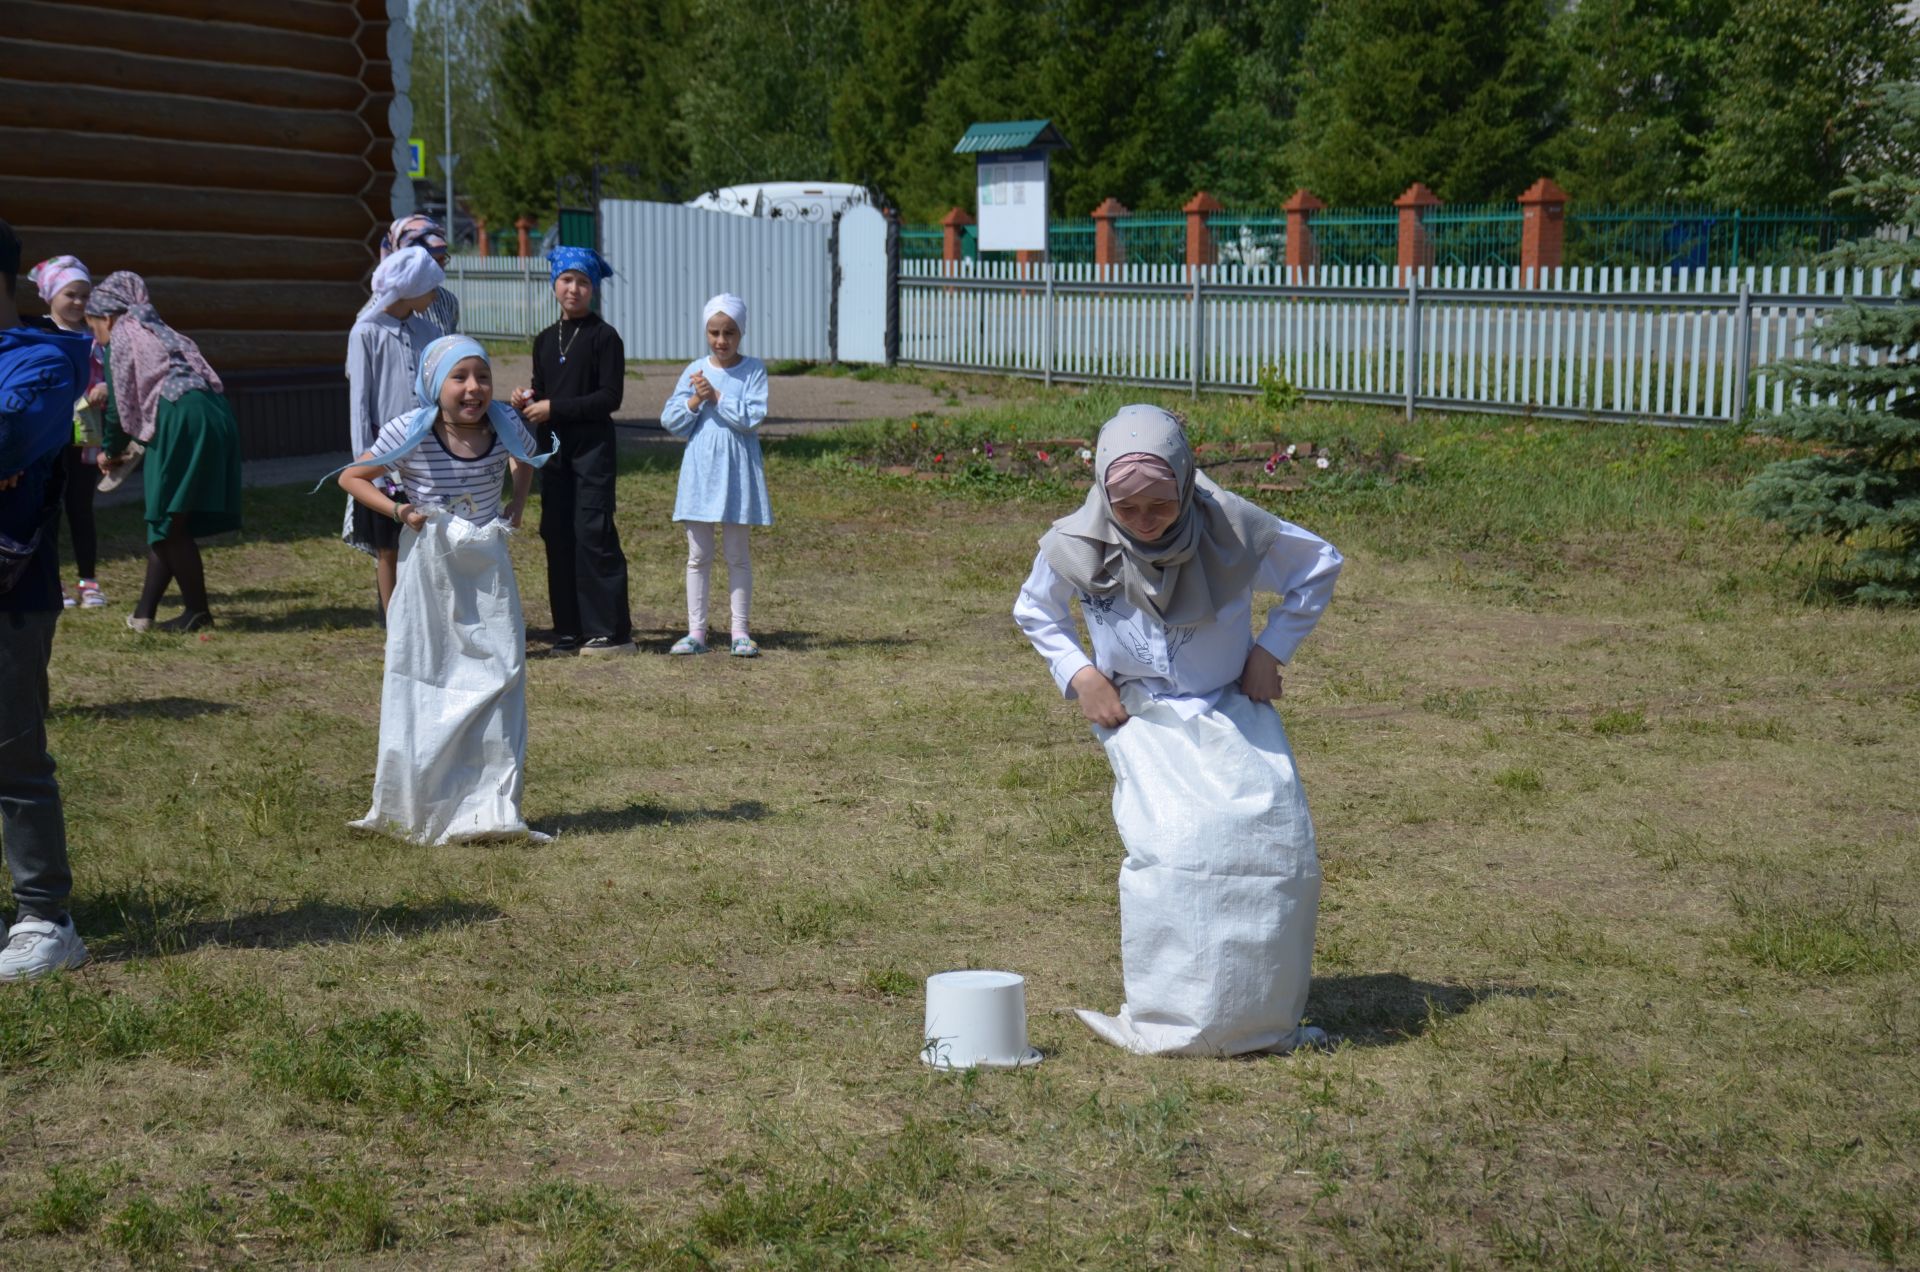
[984,441,996,458]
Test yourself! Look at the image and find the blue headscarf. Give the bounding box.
[314,335,556,491]
[547,246,613,286]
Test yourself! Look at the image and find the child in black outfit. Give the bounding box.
[511,248,633,654]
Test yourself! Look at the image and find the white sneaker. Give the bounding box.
[0,917,90,982]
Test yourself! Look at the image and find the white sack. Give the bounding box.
[1078,688,1321,1056]
[352,511,537,844]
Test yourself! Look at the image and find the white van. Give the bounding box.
[684,182,872,224]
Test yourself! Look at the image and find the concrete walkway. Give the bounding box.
[101,363,963,503]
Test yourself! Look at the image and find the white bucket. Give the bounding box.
[921,970,1042,1069]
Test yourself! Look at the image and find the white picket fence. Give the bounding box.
[443,256,563,341]
[900,260,1911,425]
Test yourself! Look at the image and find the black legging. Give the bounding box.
[58,445,99,579]
[133,520,209,621]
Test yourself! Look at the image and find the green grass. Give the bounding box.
[2,378,1916,1267]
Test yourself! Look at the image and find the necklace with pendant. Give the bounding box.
[557,318,583,364]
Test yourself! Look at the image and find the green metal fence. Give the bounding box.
[1427,202,1524,270]
[1114,212,1187,267]
[1208,211,1285,270]
[1565,206,1878,271]
[1311,206,1398,269]
[900,202,1874,270]
[900,226,944,260]
[1043,218,1097,265]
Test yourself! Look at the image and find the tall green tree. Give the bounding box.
[464,0,690,225]
[673,0,860,194]
[829,0,971,205]
[1699,0,1919,206]
[1281,0,1561,205]
[408,0,523,221]
[1134,0,1314,206]
[1745,83,1920,602]
[1542,0,1729,206]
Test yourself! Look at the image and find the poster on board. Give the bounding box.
[976,150,1049,253]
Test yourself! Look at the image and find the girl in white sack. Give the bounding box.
[1013,404,1342,1057]
[332,336,555,843]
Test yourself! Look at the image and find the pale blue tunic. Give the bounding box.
[659,355,772,526]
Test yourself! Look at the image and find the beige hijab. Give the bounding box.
[1039,404,1280,626]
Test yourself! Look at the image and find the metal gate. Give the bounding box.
[599,200,834,362]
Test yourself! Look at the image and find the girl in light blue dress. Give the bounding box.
[659,293,770,657]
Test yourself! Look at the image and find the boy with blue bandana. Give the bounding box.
[510,247,634,655]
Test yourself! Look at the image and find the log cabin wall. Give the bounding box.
[3,0,407,459]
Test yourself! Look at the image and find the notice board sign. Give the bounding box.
[976,149,1049,253]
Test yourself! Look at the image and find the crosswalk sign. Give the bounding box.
[408,138,426,179]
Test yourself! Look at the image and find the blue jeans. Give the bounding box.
[0,610,69,922]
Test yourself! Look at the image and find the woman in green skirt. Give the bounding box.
[85,272,241,632]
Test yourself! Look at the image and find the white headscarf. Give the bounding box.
[702,292,747,335]
[1038,405,1282,627]
[358,246,445,322]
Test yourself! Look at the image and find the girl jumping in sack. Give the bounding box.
[1013,404,1343,1057]
[333,336,555,844]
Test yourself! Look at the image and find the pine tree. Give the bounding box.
[1281,0,1559,205]
[1745,83,1920,603]
[1543,0,1729,207]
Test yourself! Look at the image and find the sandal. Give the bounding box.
[669,634,709,655]
[730,635,759,658]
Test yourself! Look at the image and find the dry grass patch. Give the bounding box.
[1,394,1915,1267]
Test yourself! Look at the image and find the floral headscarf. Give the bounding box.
[547,246,613,286]
[28,256,90,304]
[381,214,449,260]
[83,272,220,444]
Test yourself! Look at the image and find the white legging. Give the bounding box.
[686,522,752,637]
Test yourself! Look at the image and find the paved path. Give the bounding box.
[101,364,962,503]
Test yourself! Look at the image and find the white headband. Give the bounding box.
[702,292,747,335]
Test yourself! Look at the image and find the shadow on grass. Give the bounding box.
[51,697,239,722]
[750,629,914,653]
[70,891,503,961]
[1306,972,1538,1047]
[217,605,383,633]
[538,799,769,836]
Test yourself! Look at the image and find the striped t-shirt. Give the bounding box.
[373,408,535,524]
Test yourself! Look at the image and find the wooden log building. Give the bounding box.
[3,0,411,458]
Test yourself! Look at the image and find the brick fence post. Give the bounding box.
[941,207,974,269]
[1093,197,1129,272]
[475,216,490,257]
[1518,177,1568,285]
[1395,182,1441,281]
[514,215,533,257]
[1284,188,1324,275]
[1184,190,1223,271]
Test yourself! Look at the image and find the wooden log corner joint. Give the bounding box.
[3,0,402,459]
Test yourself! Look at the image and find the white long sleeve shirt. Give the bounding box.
[1013,517,1342,718]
